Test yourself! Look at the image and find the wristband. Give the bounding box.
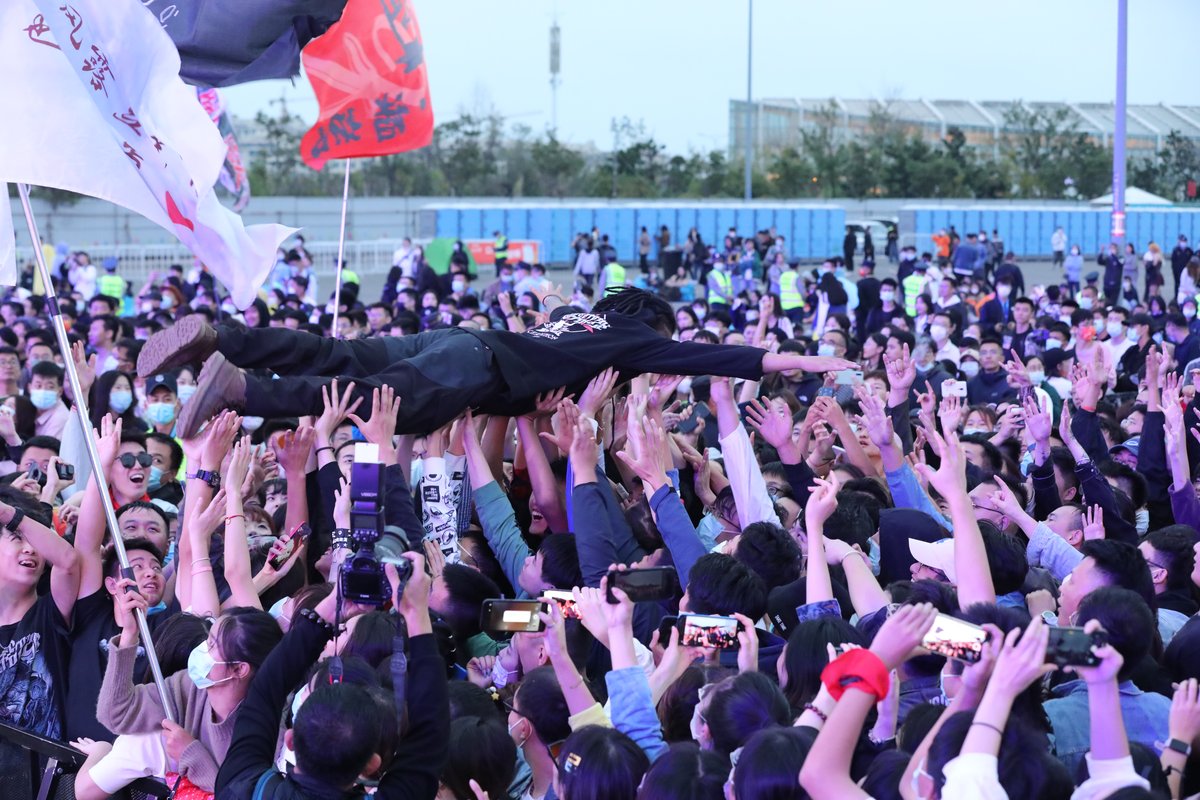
[298,607,335,634]
[187,469,221,489]
[225,514,245,523]
[315,446,333,455]
[820,648,890,702]
[3,508,24,533]
[970,721,1005,736]
[331,528,353,550]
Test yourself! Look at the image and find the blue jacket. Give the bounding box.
[1046,679,1170,777]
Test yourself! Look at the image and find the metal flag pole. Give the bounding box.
[1111,0,1129,250]
[16,184,177,723]
[330,158,351,338]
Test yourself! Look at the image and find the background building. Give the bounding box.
[730,98,1200,161]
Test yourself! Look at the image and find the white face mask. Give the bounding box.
[817,343,836,358]
[880,290,895,302]
[1079,296,1094,311]
[996,284,1012,298]
[1027,370,1045,385]
[961,361,980,378]
[929,324,948,342]
[1045,338,1063,350]
[1106,321,1124,338]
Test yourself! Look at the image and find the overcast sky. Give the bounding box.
[222,0,1200,154]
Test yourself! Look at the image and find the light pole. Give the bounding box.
[1112,0,1128,249]
[743,0,753,201]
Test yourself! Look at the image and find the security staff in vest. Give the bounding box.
[779,260,805,328]
[97,257,127,307]
[902,260,928,317]
[707,255,734,314]
[492,230,509,277]
[598,260,627,294]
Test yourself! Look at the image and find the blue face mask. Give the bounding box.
[146,402,176,426]
[187,641,235,690]
[147,466,164,492]
[29,389,58,411]
[109,391,133,414]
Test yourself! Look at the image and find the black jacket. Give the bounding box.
[468,312,766,416]
[216,619,448,800]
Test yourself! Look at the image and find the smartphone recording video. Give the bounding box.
[542,590,582,620]
[677,614,741,649]
[921,613,988,663]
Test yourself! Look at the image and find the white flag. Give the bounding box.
[0,2,296,309]
[0,189,14,287]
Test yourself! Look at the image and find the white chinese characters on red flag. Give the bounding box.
[0,1,295,309]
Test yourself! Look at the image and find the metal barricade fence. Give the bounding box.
[13,238,414,294]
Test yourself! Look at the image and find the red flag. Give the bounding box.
[299,0,433,170]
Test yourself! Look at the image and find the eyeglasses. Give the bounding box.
[117,452,154,469]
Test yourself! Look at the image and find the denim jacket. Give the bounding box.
[884,463,952,532]
[1046,679,1171,777]
[606,666,668,763]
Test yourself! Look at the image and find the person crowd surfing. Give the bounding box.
[0,228,1199,800]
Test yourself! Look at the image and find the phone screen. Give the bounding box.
[921,613,988,663]
[607,567,678,603]
[543,590,582,620]
[482,600,548,633]
[678,614,741,649]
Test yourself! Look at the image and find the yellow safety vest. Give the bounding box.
[902,274,925,316]
[780,270,803,311]
[98,273,126,299]
[494,236,509,260]
[604,261,626,289]
[709,269,732,303]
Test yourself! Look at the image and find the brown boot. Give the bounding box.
[137,314,218,378]
[176,354,246,440]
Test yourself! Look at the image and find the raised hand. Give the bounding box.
[1169,679,1200,747]
[1002,348,1031,388]
[347,385,402,458]
[913,427,968,499]
[1057,404,1087,461]
[278,426,316,477]
[883,342,917,398]
[1023,396,1053,445]
[224,436,253,500]
[870,603,937,671]
[527,386,568,419]
[916,380,937,417]
[314,379,362,446]
[938,392,965,435]
[746,396,800,461]
[856,385,895,450]
[191,488,228,536]
[96,413,123,468]
[201,410,241,471]
[578,368,618,419]
[648,374,685,412]
[987,617,1056,697]
[1082,505,1105,541]
[568,411,599,472]
[805,476,839,531]
[70,340,97,401]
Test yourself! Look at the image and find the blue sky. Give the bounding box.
[222,0,1200,154]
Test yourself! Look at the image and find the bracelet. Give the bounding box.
[970,721,1005,737]
[4,508,24,533]
[331,528,353,550]
[225,514,245,523]
[315,446,333,455]
[840,550,866,566]
[298,607,335,633]
[192,565,213,575]
[802,702,828,723]
[820,649,890,702]
[191,557,211,566]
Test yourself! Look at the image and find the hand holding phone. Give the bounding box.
[268,523,310,571]
[921,613,989,663]
[542,590,582,620]
[481,599,548,634]
[605,567,679,604]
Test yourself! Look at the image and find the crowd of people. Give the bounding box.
[2,221,1200,800]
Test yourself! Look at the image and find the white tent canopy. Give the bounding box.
[1089,187,1174,207]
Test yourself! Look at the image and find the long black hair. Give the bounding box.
[592,287,676,336]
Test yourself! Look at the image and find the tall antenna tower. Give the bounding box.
[549,19,561,136]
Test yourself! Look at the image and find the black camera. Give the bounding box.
[339,447,410,605]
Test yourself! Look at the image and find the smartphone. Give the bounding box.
[942,379,968,398]
[268,522,311,570]
[606,567,679,604]
[670,614,742,649]
[835,369,864,386]
[1046,626,1107,668]
[24,464,46,487]
[920,613,989,663]
[543,590,582,620]
[55,462,74,482]
[480,599,548,634]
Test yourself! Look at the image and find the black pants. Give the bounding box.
[219,325,504,433]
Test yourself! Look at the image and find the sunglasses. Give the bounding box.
[117,452,153,469]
